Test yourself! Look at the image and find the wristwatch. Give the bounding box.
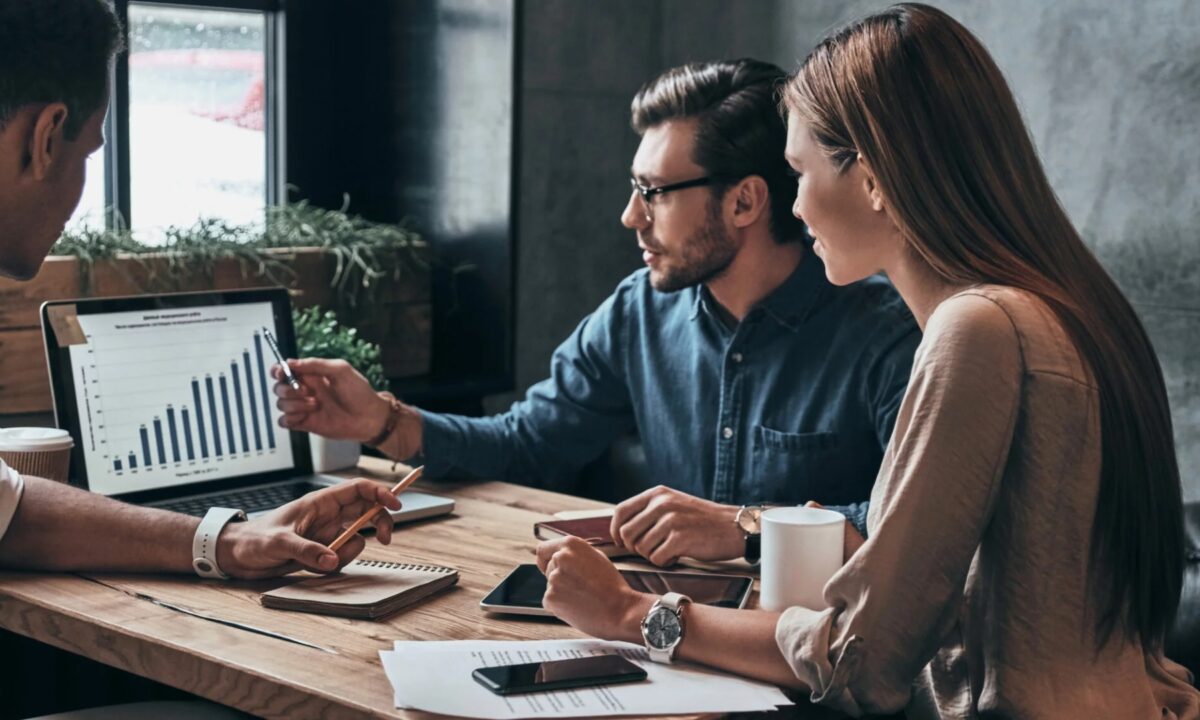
[641,592,691,664]
[736,505,767,564]
[192,507,247,579]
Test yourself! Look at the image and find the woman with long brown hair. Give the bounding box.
[534,4,1200,717]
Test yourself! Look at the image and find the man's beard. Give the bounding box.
[648,202,738,293]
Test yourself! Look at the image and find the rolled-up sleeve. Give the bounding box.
[0,460,26,543]
[774,294,1023,716]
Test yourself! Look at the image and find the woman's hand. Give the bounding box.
[536,537,654,643]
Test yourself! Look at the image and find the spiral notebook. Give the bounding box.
[261,559,459,620]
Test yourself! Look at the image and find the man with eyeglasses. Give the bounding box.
[275,59,920,566]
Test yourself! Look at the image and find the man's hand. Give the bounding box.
[609,485,744,566]
[804,501,865,562]
[216,479,402,579]
[537,537,652,643]
[272,358,388,442]
[273,358,423,460]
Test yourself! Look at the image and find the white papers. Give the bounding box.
[379,639,792,718]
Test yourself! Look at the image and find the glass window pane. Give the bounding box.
[66,142,108,230]
[128,5,267,234]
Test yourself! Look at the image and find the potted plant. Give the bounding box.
[0,198,432,416]
[292,305,388,472]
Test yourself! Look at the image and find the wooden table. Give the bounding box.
[0,458,797,719]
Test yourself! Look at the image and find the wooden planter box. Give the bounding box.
[0,249,430,414]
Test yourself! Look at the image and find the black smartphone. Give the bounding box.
[472,654,648,695]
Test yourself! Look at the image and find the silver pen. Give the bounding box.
[262,327,302,391]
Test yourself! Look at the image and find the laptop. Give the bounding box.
[39,287,454,524]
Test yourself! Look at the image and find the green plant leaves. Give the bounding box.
[52,197,429,309]
[292,306,387,391]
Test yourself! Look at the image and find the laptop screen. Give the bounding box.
[42,289,310,500]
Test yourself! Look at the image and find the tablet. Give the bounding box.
[480,564,754,616]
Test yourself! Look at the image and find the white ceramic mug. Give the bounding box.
[759,506,844,611]
[0,427,75,482]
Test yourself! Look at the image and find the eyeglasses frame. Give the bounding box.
[628,175,737,220]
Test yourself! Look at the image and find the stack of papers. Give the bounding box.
[379,639,793,718]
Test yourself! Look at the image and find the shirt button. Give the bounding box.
[732,352,744,363]
[722,427,733,439]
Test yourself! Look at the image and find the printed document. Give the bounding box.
[379,638,793,718]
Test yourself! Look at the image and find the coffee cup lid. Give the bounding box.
[0,427,75,452]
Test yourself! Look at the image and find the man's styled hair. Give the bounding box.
[0,0,123,140]
[631,59,806,244]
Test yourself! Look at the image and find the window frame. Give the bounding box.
[101,0,284,229]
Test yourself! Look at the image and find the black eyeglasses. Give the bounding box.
[630,175,734,221]
[628,175,720,203]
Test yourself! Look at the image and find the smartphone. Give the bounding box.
[479,563,754,616]
[472,654,648,695]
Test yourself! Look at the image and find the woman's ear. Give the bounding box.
[857,153,886,213]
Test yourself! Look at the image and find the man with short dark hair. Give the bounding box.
[277,59,920,567]
[0,0,400,578]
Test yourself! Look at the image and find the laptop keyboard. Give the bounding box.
[153,481,329,517]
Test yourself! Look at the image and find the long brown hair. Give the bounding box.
[783,3,1183,649]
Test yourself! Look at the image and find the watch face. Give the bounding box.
[644,607,681,649]
[737,506,762,534]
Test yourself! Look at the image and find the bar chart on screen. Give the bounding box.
[67,301,294,495]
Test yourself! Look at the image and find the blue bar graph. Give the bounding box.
[152,417,166,465]
[231,362,250,453]
[244,351,262,451]
[254,333,276,450]
[181,407,195,461]
[191,379,209,459]
[219,374,236,454]
[166,405,180,463]
[205,375,222,456]
[140,426,150,466]
[117,327,285,476]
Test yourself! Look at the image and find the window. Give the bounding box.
[68,0,281,236]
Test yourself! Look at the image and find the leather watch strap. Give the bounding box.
[744,532,761,564]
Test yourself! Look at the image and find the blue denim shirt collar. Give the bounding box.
[689,250,828,332]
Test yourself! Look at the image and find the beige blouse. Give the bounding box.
[775,286,1200,718]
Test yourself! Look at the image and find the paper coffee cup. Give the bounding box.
[759,506,845,611]
[0,427,75,482]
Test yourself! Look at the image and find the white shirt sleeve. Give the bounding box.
[0,459,26,543]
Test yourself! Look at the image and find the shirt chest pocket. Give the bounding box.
[748,425,839,504]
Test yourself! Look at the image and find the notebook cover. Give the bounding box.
[261,559,458,620]
[533,516,634,558]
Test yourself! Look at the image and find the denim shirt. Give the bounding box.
[420,254,919,526]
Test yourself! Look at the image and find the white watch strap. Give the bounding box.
[660,591,688,614]
[192,507,246,579]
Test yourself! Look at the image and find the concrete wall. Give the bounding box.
[497,0,1200,498]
